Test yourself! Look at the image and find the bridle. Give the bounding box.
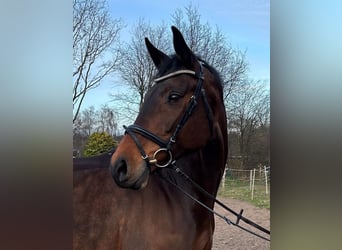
[122,61,271,241]
[123,61,213,168]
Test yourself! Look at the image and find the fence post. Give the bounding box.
[264,165,268,194]
[249,169,252,191]
[222,167,226,188]
[251,168,256,200]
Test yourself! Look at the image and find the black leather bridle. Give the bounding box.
[122,61,271,241]
[123,62,213,168]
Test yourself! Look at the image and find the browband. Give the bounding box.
[154,70,196,83]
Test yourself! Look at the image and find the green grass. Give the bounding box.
[218,177,270,209]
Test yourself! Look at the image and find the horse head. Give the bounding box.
[110,26,227,189]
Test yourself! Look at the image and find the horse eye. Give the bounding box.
[168,92,182,102]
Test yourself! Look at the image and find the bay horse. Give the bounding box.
[74,26,228,250]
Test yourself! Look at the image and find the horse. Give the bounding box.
[73,26,228,250]
[73,148,115,171]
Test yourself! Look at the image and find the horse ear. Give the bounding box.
[145,38,169,69]
[171,26,195,67]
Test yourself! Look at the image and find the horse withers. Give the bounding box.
[74,26,228,250]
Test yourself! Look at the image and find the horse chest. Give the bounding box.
[74,170,212,249]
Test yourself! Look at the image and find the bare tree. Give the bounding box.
[113,5,248,123]
[172,4,248,102]
[109,90,141,126]
[80,106,96,137]
[73,106,96,154]
[74,105,118,136]
[228,79,270,168]
[109,19,170,124]
[73,0,123,122]
[96,104,117,136]
[115,19,170,111]
[171,4,269,169]
[73,105,118,154]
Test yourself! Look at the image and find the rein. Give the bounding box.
[156,162,271,242]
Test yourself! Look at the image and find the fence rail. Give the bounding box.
[221,166,270,200]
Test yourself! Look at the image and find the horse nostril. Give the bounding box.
[115,159,128,182]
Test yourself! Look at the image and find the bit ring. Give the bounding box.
[151,148,172,168]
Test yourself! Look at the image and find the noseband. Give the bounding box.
[124,62,213,168]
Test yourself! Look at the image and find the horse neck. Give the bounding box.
[196,111,228,194]
[174,130,227,198]
[200,141,226,196]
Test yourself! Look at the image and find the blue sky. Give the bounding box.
[81,0,270,110]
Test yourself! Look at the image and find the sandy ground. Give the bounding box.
[212,197,270,250]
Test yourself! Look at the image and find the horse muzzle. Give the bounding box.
[110,156,150,190]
